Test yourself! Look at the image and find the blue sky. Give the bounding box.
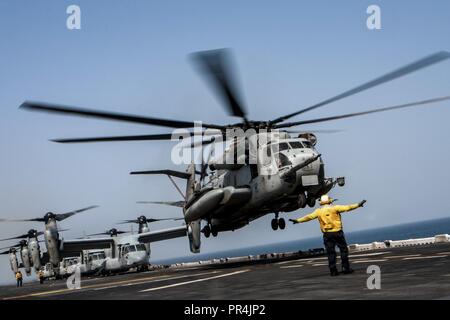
[0,0,449,283]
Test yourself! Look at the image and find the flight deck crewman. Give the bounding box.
[289,195,366,276]
[16,271,23,287]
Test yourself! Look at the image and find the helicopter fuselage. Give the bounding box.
[184,136,342,234]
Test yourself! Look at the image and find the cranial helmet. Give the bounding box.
[319,194,333,205]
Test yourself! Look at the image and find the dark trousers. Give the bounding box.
[16,279,22,287]
[323,231,350,271]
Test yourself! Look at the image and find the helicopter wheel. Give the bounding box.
[203,225,211,238]
[307,197,316,208]
[211,229,218,237]
[298,193,307,208]
[271,219,279,231]
[278,218,286,230]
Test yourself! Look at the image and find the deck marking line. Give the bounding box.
[280,265,304,269]
[139,269,249,293]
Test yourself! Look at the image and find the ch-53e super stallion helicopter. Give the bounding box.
[20,49,450,254]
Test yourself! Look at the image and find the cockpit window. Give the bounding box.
[289,141,304,149]
[278,142,290,151]
[302,140,313,148]
[127,246,136,252]
[136,244,146,251]
[271,142,290,154]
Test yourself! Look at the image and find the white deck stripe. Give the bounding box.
[403,255,447,260]
[93,271,218,291]
[280,265,304,269]
[352,259,387,264]
[139,269,249,293]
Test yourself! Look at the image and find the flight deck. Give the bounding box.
[1,241,450,300]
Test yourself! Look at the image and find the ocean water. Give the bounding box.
[152,217,450,265]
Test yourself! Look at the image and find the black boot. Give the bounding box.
[330,268,339,276]
[342,268,354,274]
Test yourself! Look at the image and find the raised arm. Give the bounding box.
[335,200,367,213]
[290,210,319,224]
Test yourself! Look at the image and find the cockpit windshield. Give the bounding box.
[136,244,146,251]
[289,141,304,149]
[302,140,313,148]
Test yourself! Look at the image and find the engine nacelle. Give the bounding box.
[20,246,32,276]
[9,251,19,274]
[28,238,42,271]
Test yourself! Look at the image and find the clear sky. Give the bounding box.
[0,0,450,284]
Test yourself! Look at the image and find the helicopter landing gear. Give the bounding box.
[203,223,218,237]
[307,196,316,208]
[271,218,279,231]
[203,225,211,238]
[271,215,286,231]
[278,218,286,230]
[297,193,307,208]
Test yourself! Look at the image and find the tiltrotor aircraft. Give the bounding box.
[0,206,98,273]
[19,49,450,254]
[67,221,187,274]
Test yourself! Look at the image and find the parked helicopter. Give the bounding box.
[19,49,450,254]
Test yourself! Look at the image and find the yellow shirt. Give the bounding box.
[294,204,359,233]
[16,272,22,280]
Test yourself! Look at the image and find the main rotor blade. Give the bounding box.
[0,235,27,241]
[51,133,176,143]
[0,242,21,250]
[284,129,344,134]
[86,232,109,237]
[0,218,45,223]
[271,51,450,124]
[183,136,217,149]
[274,96,450,128]
[117,219,139,225]
[20,102,225,130]
[130,170,191,179]
[0,232,36,241]
[137,201,186,208]
[146,217,184,222]
[55,205,99,221]
[191,49,247,121]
